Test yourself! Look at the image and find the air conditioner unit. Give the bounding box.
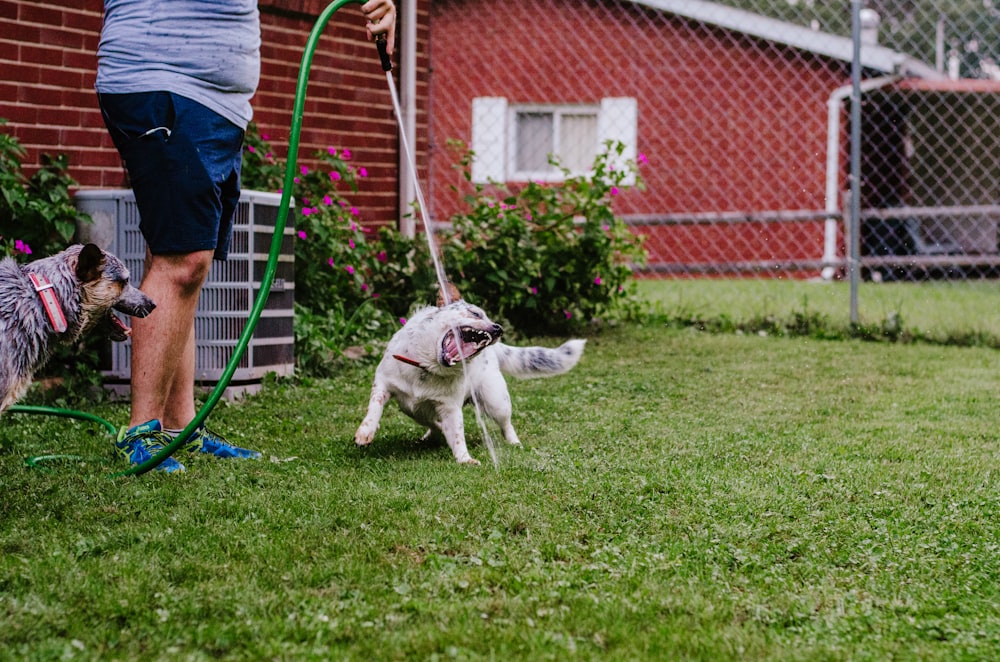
[75,189,294,398]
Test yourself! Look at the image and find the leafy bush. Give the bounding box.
[0,119,89,260]
[441,140,647,335]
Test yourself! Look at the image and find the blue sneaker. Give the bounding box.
[114,419,186,473]
[183,426,261,460]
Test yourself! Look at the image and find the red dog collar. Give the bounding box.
[28,273,68,333]
[393,354,426,370]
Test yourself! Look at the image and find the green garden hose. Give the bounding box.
[14,0,370,477]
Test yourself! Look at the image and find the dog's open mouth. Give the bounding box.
[440,325,501,367]
[106,312,132,342]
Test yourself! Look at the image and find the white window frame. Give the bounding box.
[471,96,638,186]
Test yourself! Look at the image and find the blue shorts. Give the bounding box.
[98,91,243,260]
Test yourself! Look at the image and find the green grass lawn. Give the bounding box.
[2,324,1000,660]
[637,277,1000,342]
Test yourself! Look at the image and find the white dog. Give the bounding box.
[355,288,585,464]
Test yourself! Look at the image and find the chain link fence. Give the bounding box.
[425,0,1000,340]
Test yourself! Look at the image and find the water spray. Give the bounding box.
[374,35,452,306]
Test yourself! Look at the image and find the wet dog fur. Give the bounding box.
[0,243,155,413]
[355,287,585,464]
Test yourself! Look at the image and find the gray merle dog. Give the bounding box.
[0,243,155,413]
[355,285,585,464]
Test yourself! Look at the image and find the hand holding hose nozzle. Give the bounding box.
[375,33,392,72]
[362,0,396,70]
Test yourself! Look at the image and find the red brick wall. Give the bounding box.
[0,3,115,184]
[0,0,426,229]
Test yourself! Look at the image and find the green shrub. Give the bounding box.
[238,123,285,193]
[0,119,89,260]
[441,140,648,336]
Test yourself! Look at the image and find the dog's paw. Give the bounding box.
[457,456,480,466]
[354,425,376,447]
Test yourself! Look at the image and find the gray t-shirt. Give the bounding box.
[96,0,261,130]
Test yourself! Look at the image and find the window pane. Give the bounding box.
[559,113,598,173]
[515,112,554,173]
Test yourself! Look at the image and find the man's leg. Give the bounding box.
[129,248,213,429]
[162,318,197,431]
[128,246,261,461]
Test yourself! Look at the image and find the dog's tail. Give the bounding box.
[495,339,586,379]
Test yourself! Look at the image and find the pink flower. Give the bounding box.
[341,149,352,160]
[261,133,270,141]
[247,145,256,153]
[358,167,368,177]
[345,265,355,275]
[14,240,31,255]
[399,317,407,326]
[594,276,602,285]
[328,257,335,267]
[311,206,319,215]
[564,310,572,319]
[376,251,387,263]
[603,224,610,231]
[330,171,341,181]
[529,287,537,295]
[297,230,307,240]
[610,186,620,196]
[293,177,300,184]
[350,207,359,216]
[300,165,309,175]
[323,195,333,206]
[348,238,355,249]
[360,283,369,291]
[328,147,337,156]
[301,207,312,216]
[637,152,648,165]
[349,222,358,231]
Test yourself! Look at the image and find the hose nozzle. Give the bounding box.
[375,34,392,72]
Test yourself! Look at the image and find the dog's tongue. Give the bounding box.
[442,334,463,365]
[108,313,132,341]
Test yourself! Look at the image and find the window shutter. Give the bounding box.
[598,97,638,185]
[471,97,508,183]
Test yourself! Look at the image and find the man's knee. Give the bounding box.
[145,250,215,296]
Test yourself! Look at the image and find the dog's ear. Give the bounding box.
[436,282,462,307]
[76,243,105,283]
